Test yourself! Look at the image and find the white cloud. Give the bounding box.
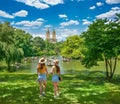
[59,14,67,18]
[57,28,80,41]
[60,20,79,27]
[37,18,45,21]
[82,19,91,25]
[16,0,64,9]
[106,0,120,4]
[89,6,95,10]
[15,20,43,27]
[96,2,104,6]
[16,0,49,9]
[96,7,120,19]
[44,24,52,28]
[13,10,28,17]
[43,0,63,5]
[0,10,14,18]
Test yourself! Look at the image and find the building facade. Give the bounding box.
[46,28,57,43]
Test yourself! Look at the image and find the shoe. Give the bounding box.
[54,95,57,98]
[56,93,59,97]
[42,92,46,96]
[39,94,43,98]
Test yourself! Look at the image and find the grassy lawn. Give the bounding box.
[0,71,120,104]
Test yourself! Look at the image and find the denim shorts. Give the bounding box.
[52,75,59,82]
[38,74,47,81]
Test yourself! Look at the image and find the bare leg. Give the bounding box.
[53,82,57,96]
[39,81,43,95]
[43,81,47,94]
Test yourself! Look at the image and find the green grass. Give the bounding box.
[0,71,120,104]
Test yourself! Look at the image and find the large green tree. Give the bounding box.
[61,35,85,59]
[0,22,24,71]
[82,15,120,80]
[14,29,33,57]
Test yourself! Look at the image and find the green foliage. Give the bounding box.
[61,35,85,59]
[82,14,120,80]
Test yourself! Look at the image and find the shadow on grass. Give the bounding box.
[0,71,120,104]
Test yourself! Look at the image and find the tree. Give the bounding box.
[32,36,46,56]
[14,29,33,57]
[0,22,24,71]
[61,35,85,59]
[82,15,120,81]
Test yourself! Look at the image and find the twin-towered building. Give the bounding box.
[46,28,57,43]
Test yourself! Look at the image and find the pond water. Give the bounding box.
[15,56,120,75]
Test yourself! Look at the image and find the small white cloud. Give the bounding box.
[43,0,63,5]
[44,24,52,28]
[13,10,28,17]
[0,10,14,19]
[106,0,120,4]
[37,18,45,21]
[96,7,120,19]
[89,6,96,10]
[96,2,104,6]
[16,0,49,9]
[111,7,120,10]
[59,14,67,18]
[15,20,43,27]
[82,19,91,25]
[60,20,79,27]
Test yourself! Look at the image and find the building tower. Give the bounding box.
[52,29,57,43]
[46,28,50,41]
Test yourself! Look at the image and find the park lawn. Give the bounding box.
[0,71,120,104]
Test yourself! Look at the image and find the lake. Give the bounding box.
[14,56,120,75]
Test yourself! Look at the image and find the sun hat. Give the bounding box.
[53,59,59,64]
[39,58,46,64]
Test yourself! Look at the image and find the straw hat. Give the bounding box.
[53,59,59,64]
[39,58,46,64]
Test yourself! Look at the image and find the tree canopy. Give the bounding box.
[82,14,120,80]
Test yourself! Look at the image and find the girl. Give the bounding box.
[51,59,61,98]
[37,58,48,97]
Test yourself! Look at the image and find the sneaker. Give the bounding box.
[54,95,57,98]
[42,92,46,96]
[56,93,59,97]
[39,94,43,98]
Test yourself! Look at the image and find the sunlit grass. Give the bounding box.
[0,72,120,104]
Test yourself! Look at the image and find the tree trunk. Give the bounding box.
[105,57,117,81]
[7,61,11,71]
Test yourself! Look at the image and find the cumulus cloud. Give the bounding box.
[106,0,120,4]
[16,0,49,9]
[57,28,80,41]
[60,20,79,27]
[59,14,67,18]
[14,18,45,27]
[13,10,28,17]
[16,0,63,9]
[37,18,45,21]
[43,0,63,5]
[0,10,29,19]
[96,2,104,6]
[0,10,14,18]
[89,6,96,10]
[96,7,120,19]
[82,19,91,25]
[44,24,52,28]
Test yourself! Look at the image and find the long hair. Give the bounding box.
[55,65,60,73]
[37,63,45,70]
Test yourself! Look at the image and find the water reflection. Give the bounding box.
[14,57,120,75]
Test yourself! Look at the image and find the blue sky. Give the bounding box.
[0,0,120,41]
